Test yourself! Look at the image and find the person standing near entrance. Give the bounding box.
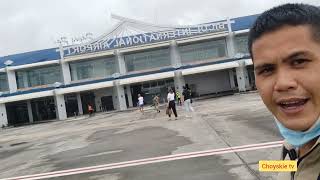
[88,104,94,116]
[137,94,144,114]
[182,85,194,117]
[176,91,182,106]
[167,88,178,120]
[153,94,160,113]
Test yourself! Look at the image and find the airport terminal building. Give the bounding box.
[0,14,258,126]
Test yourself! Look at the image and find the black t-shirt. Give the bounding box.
[182,89,191,100]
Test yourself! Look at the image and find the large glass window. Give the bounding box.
[130,78,174,106]
[6,101,29,125]
[31,97,56,122]
[124,48,171,72]
[179,39,227,64]
[16,65,62,89]
[235,35,249,54]
[0,73,8,92]
[70,56,116,81]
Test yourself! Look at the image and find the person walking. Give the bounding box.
[176,91,182,106]
[153,94,160,113]
[167,88,178,120]
[137,94,144,114]
[182,85,194,117]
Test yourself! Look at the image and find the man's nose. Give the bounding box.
[274,70,298,92]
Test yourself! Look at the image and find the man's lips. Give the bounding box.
[276,98,309,114]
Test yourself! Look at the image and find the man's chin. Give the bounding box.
[275,115,307,131]
[281,120,313,131]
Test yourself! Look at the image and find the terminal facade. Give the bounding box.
[0,14,258,126]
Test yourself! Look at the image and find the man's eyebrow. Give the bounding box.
[254,51,309,71]
[283,51,308,62]
[254,63,274,71]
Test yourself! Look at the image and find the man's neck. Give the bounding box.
[299,137,318,157]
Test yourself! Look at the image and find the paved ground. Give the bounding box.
[0,92,283,180]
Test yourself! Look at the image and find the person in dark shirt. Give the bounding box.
[182,85,194,117]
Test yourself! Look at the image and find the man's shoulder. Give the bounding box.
[279,142,320,180]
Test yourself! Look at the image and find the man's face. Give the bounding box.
[252,25,320,131]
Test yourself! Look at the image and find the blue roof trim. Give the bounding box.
[231,14,259,31]
[0,57,247,98]
[0,48,60,69]
[1,86,55,98]
[63,77,115,88]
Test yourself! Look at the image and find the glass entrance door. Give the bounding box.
[6,101,29,126]
[31,97,56,122]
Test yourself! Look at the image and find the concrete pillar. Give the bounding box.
[236,61,250,92]
[126,85,133,107]
[54,93,67,120]
[59,45,71,85]
[0,104,8,127]
[113,80,127,111]
[226,33,236,58]
[226,17,236,58]
[76,93,83,115]
[114,50,127,75]
[27,100,34,123]
[174,70,185,93]
[94,91,104,112]
[170,40,182,67]
[61,62,71,85]
[228,69,236,89]
[6,68,17,93]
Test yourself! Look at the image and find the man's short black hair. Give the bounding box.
[248,3,320,59]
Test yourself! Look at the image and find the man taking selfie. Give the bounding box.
[248,3,320,179]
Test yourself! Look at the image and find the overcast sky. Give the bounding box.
[1,0,319,56]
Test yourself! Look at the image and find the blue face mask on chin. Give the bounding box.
[274,117,320,148]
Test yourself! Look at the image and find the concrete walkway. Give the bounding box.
[0,92,282,180]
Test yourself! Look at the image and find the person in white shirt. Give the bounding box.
[167,88,178,120]
[137,94,144,114]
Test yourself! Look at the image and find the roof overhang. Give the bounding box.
[55,81,114,95]
[0,90,54,103]
[7,60,60,71]
[234,29,249,35]
[182,61,239,76]
[119,71,174,85]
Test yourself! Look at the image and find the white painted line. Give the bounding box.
[2,141,283,180]
[83,150,123,158]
